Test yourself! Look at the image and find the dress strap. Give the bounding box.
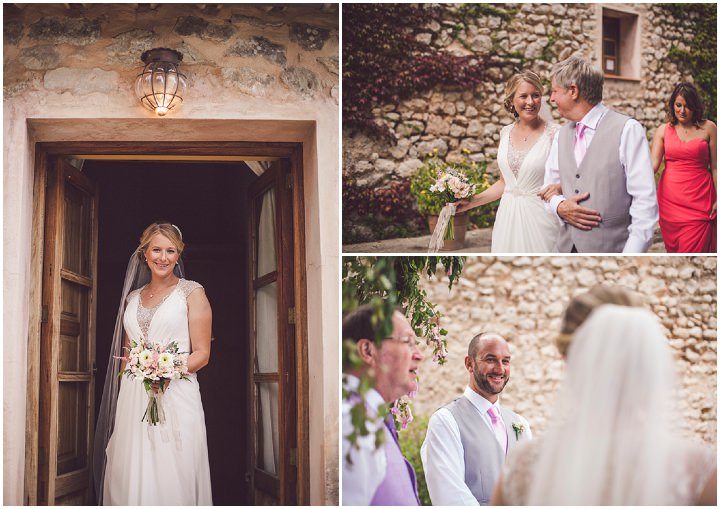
[178,279,203,299]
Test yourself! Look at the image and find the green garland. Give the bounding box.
[342,256,465,462]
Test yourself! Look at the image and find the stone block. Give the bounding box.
[19,45,60,70]
[395,120,425,137]
[389,138,411,159]
[416,33,432,45]
[466,119,482,136]
[449,124,466,137]
[222,67,274,96]
[231,14,285,28]
[374,158,396,174]
[459,138,484,153]
[29,16,101,45]
[174,16,235,41]
[426,115,450,135]
[4,19,24,46]
[106,29,156,67]
[226,36,287,66]
[317,56,339,76]
[416,138,448,157]
[396,158,423,178]
[290,23,330,51]
[44,67,119,95]
[281,67,320,98]
[469,34,493,53]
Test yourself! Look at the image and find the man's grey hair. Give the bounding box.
[551,55,604,105]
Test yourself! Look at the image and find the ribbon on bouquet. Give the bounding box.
[145,388,184,451]
[428,202,456,252]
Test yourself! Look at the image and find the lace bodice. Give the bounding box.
[501,436,716,505]
[125,279,203,346]
[500,122,559,187]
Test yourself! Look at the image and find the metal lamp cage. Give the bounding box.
[135,48,187,116]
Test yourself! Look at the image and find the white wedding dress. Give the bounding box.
[491,122,560,252]
[103,278,213,505]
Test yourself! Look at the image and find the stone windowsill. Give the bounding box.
[604,74,642,83]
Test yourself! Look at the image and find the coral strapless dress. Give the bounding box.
[657,124,716,253]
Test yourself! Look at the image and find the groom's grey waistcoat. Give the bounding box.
[558,109,631,253]
[444,397,525,505]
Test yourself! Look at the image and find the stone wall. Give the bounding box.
[413,256,716,447]
[4,4,338,106]
[343,3,700,230]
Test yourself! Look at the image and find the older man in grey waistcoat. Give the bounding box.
[540,55,658,253]
[421,333,531,505]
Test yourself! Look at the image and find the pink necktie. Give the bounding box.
[574,122,587,165]
[487,406,507,454]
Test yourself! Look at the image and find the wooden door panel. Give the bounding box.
[56,382,89,475]
[39,158,98,505]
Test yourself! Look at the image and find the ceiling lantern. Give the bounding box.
[134,48,187,116]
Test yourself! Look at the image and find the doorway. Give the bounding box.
[29,141,310,505]
[86,160,254,505]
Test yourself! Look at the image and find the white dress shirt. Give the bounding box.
[341,374,387,506]
[543,103,659,252]
[420,386,532,506]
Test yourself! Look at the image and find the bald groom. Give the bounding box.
[421,333,531,505]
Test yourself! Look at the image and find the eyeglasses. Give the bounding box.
[385,336,424,349]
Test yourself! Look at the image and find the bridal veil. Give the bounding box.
[92,250,184,502]
[525,304,680,504]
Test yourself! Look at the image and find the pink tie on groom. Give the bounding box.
[574,122,587,166]
[487,406,508,454]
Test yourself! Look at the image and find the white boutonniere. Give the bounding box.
[512,422,525,440]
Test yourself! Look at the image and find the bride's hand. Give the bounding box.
[151,379,171,394]
[455,197,477,214]
[538,183,562,202]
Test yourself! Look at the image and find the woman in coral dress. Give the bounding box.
[651,82,717,253]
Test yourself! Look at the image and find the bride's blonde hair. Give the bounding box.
[503,70,544,118]
[137,221,185,260]
[557,285,643,356]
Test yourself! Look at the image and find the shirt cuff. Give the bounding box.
[549,195,566,225]
[622,233,651,253]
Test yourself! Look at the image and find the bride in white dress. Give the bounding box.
[493,289,717,505]
[457,70,560,252]
[94,222,213,505]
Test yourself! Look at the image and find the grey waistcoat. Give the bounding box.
[445,396,525,505]
[557,109,631,253]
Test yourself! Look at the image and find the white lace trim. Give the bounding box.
[133,279,203,339]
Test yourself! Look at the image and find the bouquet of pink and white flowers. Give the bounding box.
[120,339,190,425]
[428,166,476,250]
[429,166,476,204]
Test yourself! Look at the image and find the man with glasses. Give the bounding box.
[342,304,424,505]
[421,332,531,505]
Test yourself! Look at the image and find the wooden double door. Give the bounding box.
[33,149,307,505]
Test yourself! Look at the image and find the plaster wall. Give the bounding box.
[3,3,339,505]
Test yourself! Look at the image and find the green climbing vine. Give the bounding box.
[662,4,717,123]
